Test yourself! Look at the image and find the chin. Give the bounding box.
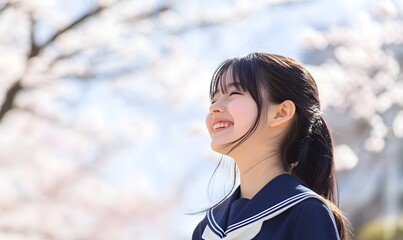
[211,142,231,155]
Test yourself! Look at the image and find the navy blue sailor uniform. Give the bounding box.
[192,174,340,240]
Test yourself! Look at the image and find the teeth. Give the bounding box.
[213,122,233,130]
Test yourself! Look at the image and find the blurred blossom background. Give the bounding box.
[0,0,402,239]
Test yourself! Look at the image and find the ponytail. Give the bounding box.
[283,115,350,240]
[292,116,335,202]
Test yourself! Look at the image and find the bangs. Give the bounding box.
[209,57,259,101]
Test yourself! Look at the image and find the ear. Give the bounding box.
[269,100,296,128]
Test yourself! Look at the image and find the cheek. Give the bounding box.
[229,101,258,125]
[205,114,213,134]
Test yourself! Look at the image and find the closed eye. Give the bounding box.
[229,91,243,96]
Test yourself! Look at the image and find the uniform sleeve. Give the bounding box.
[292,199,339,240]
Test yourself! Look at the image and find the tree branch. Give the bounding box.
[40,5,105,49]
[123,4,170,23]
[0,80,22,121]
[28,5,107,58]
[48,50,82,68]
[171,0,306,34]
[0,2,13,15]
[1,4,108,122]
[28,13,40,58]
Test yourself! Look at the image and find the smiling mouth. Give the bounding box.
[213,122,233,131]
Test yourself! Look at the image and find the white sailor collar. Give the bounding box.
[202,174,338,240]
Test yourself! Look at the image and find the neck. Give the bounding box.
[230,148,285,199]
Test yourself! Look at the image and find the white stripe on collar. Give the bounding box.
[207,208,225,238]
[225,192,314,232]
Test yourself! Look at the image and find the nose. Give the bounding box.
[209,102,225,114]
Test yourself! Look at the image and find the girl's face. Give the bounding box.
[205,75,258,154]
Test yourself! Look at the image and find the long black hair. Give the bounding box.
[207,52,350,240]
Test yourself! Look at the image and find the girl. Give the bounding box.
[192,53,350,240]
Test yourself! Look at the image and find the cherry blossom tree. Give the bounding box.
[0,0,305,239]
[302,0,403,236]
[0,0,196,239]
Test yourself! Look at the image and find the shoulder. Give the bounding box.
[252,198,339,240]
[291,198,334,224]
[290,198,339,239]
[293,197,330,216]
